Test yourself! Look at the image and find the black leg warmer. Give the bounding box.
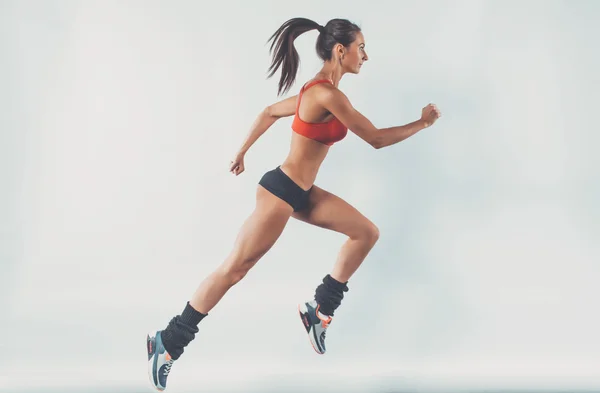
[161,302,207,360]
[314,274,349,317]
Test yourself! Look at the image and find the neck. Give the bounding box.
[318,61,345,87]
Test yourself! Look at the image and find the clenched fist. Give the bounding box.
[421,103,441,128]
[229,151,246,176]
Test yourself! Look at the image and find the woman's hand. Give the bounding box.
[420,103,441,128]
[229,151,246,176]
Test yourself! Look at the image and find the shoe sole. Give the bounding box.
[298,303,325,355]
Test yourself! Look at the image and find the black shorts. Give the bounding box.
[258,166,312,212]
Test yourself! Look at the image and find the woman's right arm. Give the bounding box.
[320,87,441,149]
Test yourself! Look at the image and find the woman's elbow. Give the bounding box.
[369,135,384,149]
[264,106,276,119]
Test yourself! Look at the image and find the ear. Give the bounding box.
[333,43,345,58]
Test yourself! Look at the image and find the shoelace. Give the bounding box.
[320,329,328,348]
[163,359,174,376]
[320,319,330,341]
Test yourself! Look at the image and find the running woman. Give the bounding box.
[147,17,441,391]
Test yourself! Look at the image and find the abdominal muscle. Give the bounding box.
[279,132,330,191]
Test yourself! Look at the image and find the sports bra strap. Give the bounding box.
[296,79,334,111]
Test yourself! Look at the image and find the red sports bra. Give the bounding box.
[291,79,348,146]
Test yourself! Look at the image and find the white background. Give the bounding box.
[2,0,599,392]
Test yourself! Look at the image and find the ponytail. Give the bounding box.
[266,17,321,96]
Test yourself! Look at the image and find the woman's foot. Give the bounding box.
[147,330,175,391]
[298,300,332,354]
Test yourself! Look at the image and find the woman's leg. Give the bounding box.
[293,185,380,286]
[160,185,294,359]
[190,185,294,314]
[294,185,379,354]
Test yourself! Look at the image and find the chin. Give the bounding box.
[344,65,363,75]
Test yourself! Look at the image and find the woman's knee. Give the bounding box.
[221,242,267,285]
[358,220,380,248]
[367,221,380,246]
[348,219,380,247]
[220,261,252,286]
[220,252,260,286]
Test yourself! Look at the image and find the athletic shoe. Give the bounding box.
[147,330,174,391]
[298,300,332,354]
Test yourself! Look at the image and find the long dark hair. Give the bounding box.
[267,17,361,95]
